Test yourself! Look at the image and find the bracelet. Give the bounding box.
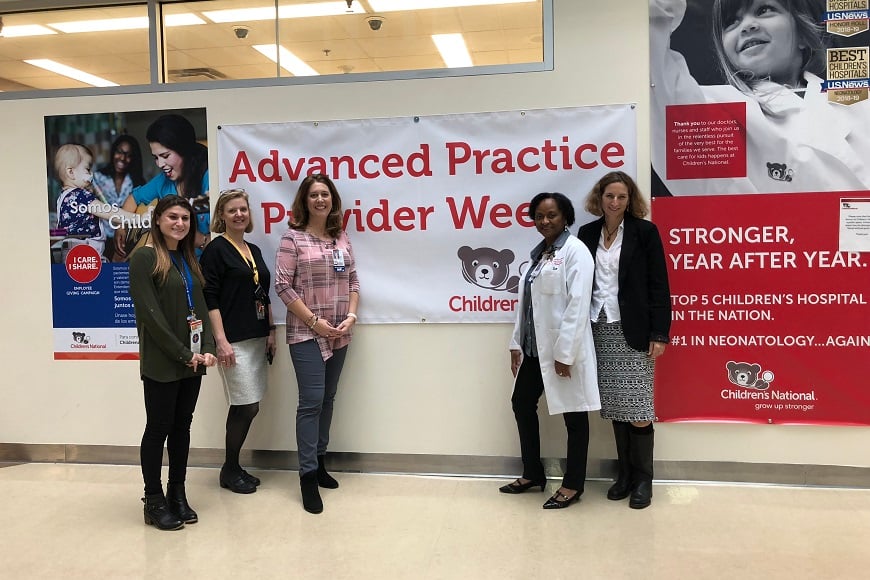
[305,313,317,326]
[307,315,319,329]
[346,313,358,320]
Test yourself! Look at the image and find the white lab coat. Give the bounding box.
[510,235,600,415]
[651,0,870,195]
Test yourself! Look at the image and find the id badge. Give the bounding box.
[189,317,203,354]
[255,299,266,320]
[332,248,346,272]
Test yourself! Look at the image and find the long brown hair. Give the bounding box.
[584,171,649,219]
[288,174,344,239]
[148,195,204,285]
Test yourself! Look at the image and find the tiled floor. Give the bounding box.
[2,462,869,579]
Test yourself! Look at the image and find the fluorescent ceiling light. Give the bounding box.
[24,59,119,87]
[205,2,365,23]
[252,44,319,76]
[49,17,149,33]
[165,14,207,27]
[0,25,58,38]
[432,33,472,68]
[46,14,203,34]
[370,0,535,11]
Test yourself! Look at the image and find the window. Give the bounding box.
[0,0,548,95]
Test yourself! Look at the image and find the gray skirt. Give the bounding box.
[218,337,268,406]
[591,314,655,422]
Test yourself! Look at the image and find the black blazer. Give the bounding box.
[577,214,671,352]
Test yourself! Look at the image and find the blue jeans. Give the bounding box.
[288,340,348,475]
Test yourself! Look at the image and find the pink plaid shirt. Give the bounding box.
[275,228,360,360]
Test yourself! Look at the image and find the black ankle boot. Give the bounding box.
[607,421,632,501]
[142,493,184,531]
[300,471,323,514]
[166,483,198,524]
[628,424,655,509]
[317,454,339,489]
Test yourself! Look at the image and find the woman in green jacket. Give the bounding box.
[129,195,217,531]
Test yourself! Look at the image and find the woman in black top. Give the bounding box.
[200,189,276,494]
[576,171,671,509]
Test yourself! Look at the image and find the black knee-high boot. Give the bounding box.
[628,424,654,509]
[607,421,632,500]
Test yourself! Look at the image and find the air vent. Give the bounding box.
[168,67,228,80]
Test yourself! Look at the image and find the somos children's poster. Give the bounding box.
[46,108,208,360]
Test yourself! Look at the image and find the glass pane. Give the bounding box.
[162,0,280,83]
[161,0,543,82]
[0,5,150,91]
[274,0,544,77]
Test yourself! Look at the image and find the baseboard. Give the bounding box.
[1,443,868,487]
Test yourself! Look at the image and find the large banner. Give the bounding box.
[46,108,209,360]
[217,106,636,323]
[650,0,870,424]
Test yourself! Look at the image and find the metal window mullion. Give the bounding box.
[148,0,163,85]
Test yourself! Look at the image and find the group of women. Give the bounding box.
[130,169,357,528]
[126,162,667,531]
[501,171,671,511]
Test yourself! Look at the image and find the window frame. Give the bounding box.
[0,0,554,100]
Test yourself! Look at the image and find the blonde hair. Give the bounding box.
[54,144,93,184]
[211,189,254,234]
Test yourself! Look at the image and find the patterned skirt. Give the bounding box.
[591,313,655,422]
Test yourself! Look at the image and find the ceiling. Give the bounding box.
[0,0,544,91]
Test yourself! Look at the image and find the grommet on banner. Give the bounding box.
[768,418,773,424]
[413,116,419,123]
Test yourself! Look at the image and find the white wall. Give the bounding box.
[1,0,867,469]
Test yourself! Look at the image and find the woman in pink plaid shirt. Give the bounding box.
[275,174,360,514]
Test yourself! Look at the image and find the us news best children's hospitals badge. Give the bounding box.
[825,1,870,104]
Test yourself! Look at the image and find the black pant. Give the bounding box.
[511,355,589,492]
[140,375,202,495]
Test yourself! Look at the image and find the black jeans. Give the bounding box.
[511,355,589,492]
[140,375,202,495]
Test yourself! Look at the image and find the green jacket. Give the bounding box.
[129,246,215,382]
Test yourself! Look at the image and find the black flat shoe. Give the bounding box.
[499,478,546,494]
[542,489,580,509]
[220,469,257,494]
[241,469,261,487]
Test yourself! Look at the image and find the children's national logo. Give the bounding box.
[725,361,775,390]
[456,245,522,293]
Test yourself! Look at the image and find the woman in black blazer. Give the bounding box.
[576,171,670,509]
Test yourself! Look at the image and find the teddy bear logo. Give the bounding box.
[457,245,522,294]
[766,162,793,183]
[72,332,90,344]
[725,361,773,390]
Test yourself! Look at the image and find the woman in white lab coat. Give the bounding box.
[500,192,599,509]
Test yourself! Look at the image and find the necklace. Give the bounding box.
[603,221,621,243]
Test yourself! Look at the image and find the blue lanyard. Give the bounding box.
[170,253,196,319]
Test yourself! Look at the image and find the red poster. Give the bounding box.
[653,193,870,425]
